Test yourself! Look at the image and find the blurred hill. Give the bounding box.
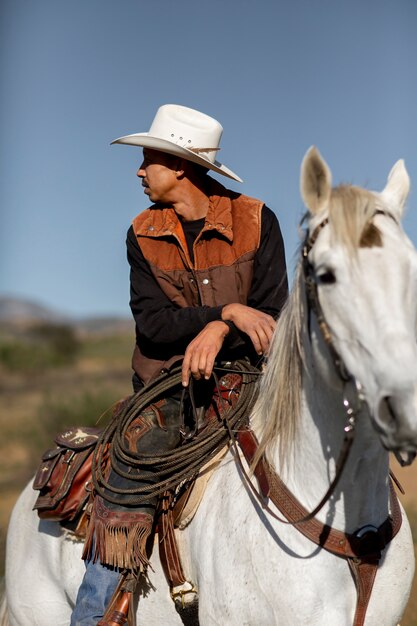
[0,295,133,336]
[0,296,69,323]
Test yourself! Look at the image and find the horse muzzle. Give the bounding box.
[371,391,417,457]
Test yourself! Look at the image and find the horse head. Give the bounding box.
[300,147,417,458]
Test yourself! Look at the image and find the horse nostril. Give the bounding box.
[384,396,395,420]
[376,396,397,433]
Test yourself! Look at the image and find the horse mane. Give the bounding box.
[251,263,304,469]
[251,184,382,469]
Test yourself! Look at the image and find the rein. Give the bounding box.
[218,217,366,527]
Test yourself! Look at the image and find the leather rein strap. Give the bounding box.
[237,429,402,626]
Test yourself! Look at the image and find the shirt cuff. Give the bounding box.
[204,305,224,324]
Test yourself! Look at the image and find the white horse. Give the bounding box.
[3,147,417,626]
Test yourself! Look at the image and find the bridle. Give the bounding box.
[228,215,384,525]
[302,213,415,468]
[302,217,352,381]
[301,217,366,502]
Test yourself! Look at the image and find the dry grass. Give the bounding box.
[0,330,134,576]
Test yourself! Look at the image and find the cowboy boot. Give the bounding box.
[97,571,136,626]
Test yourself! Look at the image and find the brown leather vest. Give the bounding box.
[131,180,263,384]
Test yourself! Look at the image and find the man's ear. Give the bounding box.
[175,158,186,178]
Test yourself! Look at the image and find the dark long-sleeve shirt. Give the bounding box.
[127,205,288,364]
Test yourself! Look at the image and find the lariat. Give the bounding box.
[91,360,260,506]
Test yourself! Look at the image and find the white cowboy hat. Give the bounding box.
[111,104,242,183]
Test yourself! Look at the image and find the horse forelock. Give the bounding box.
[329,185,382,251]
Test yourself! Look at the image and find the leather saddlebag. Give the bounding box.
[32,426,102,522]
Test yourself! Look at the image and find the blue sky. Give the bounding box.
[1,0,417,317]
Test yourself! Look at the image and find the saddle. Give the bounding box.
[32,371,245,626]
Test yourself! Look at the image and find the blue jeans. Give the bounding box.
[70,557,120,626]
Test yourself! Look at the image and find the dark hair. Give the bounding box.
[183,159,209,180]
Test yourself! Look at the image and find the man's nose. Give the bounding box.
[137,162,145,178]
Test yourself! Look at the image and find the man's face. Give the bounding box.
[137,148,179,204]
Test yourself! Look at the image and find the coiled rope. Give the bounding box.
[92,360,260,506]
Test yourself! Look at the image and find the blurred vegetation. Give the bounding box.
[79,332,134,360]
[0,324,134,578]
[29,389,124,458]
[0,323,80,372]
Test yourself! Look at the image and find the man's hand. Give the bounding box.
[221,303,276,356]
[182,321,230,387]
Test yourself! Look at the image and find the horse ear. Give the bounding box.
[300,146,332,215]
[381,159,410,218]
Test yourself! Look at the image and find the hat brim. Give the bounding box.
[111,133,243,183]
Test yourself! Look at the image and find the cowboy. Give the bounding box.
[71,104,288,625]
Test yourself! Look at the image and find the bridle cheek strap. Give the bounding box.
[302,218,353,383]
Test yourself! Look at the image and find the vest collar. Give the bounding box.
[135,177,234,242]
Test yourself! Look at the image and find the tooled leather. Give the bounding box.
[33,446,96,521]
[237,428,402,626]
[348,557,379,626]
[124,412,154,454]
[237,429,402,558]
[204,373,243,426]
[264,462,401,558]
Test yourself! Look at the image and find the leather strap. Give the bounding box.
[158,494,200,626]
[237,428,402,626]
[158,493,187,587]
[160,426,402,625]
[237,429,402,556]
[348,557,379,626]
[235,426,270,500]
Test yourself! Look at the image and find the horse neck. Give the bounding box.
[270,324,391,534]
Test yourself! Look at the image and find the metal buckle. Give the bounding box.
[343,378,365,427]
[63,450,75,464]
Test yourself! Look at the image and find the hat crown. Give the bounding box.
[148,104,223,164]
[111,103,242,182]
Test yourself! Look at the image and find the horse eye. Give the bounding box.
[316,270,336,285]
